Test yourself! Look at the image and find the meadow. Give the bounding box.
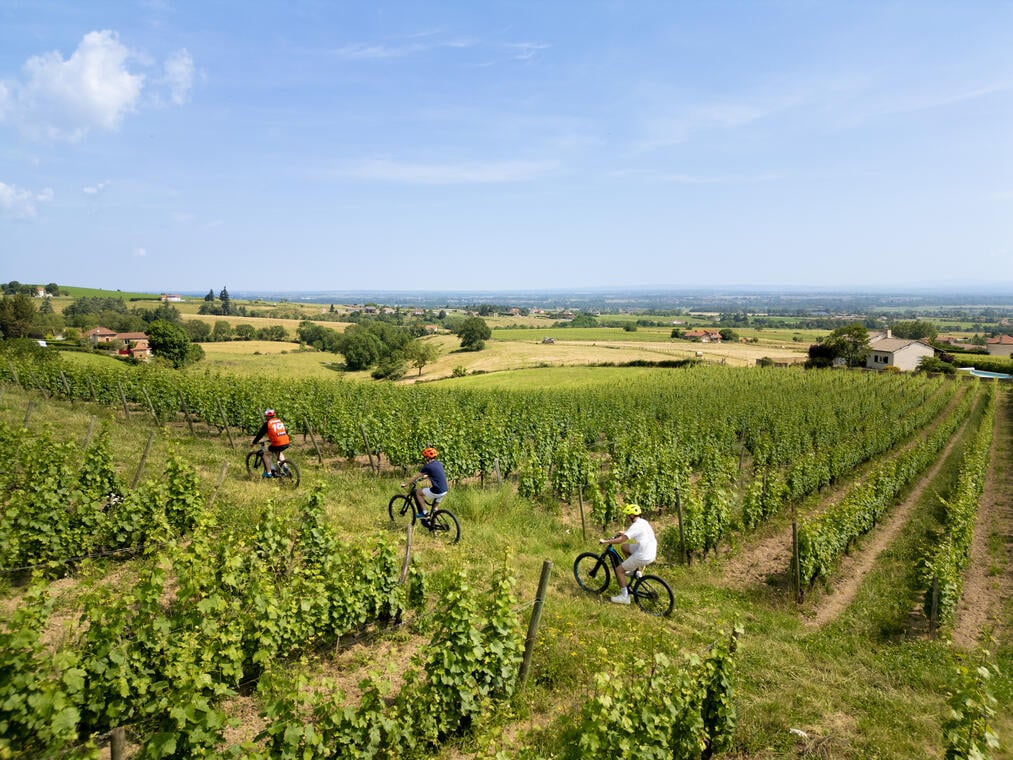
[1,343,1010,758]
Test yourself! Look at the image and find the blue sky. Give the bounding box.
[2,1,1012,294]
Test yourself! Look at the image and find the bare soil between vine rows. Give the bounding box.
[718,385,1013,638]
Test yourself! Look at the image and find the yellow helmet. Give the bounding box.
[622,503,641,516]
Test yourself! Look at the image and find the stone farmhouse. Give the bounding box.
[866,329,935,372]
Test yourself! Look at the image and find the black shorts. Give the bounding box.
[269,444,289,453]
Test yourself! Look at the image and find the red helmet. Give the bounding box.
[264,409,275,418]
[422,447,438,460]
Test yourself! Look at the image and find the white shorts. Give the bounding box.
[621,556,651,574]
[422,487,447,505]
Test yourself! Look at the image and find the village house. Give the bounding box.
[866,329,935,371]
[682,328,722,343]
[986,334,1013,358]
[85,326,119,344]
[160,294,184,302]
[115,332,151,361]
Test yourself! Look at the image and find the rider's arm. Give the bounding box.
[599,532,629,545]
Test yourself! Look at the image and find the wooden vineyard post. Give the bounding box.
[400,522,414,584]
[360,424,378,474]
[131,431,156,489]
[7,360,19,388]
[110,726,126,760]
[87,377,97,402]
[59,370,73,403]
[178,391,196,437]
[117,381,130,419]
[493,457,502,485]
[141,386,159,425]
[206,462,230,510]
[303,417,324,465]
[792,520,803,604]
[216,397,236,449]
[82,415,97,448]
[929,576,939,634]
[22,400,34,427]
[519,559,552,690]
[676,487,688,565]
[578,487,587,542]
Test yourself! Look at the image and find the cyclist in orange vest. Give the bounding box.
[252,409,291,477]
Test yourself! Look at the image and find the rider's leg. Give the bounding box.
[611,554,642,604]
[261,449,273,473]
[412,485,427,515]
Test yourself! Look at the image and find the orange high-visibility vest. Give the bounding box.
[266,417,290,446]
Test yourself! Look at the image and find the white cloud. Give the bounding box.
[0,181,54,218]
[339,158,558,184]
[163,49,194,106]
[83,181,109,195]
[132,247,147,257]
[2,31,196,141]
[13,30,144,141]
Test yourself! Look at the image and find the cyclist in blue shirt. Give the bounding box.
[402,447,448,518]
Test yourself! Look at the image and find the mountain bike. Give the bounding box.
[246,442,300,487]
[387,486,460,544]
[573,544,674,617]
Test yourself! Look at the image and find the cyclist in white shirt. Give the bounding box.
[598,503,657,605]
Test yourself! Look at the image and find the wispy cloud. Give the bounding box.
[0,181,53,218]
[505,42,550,61]
[0,31,193,141]
[635,100,775,153]
[132,247,147,257]
[332,36,476,61]
[337,158,558,184]
[163,49,194,106]
[83,181,110,195]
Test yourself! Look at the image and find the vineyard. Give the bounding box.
[1,347,1010,758]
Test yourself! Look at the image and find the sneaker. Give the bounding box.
[610,593,631,605]
[415,512,428,519]
[262,471,273,478]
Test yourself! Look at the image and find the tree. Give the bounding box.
[219,286,232,316]
[406,339,440,376]
[204,289,215,302]
[235,323,256,341]
[0,294,37,339]
[337,321,412,371]
[212,321,233,342]
[820,323,870,367]
[184,320,212,342]
[44,283,60,296]
[891,320,938,343]
[457,316,491,351]
[147,319,199,368]
[719,328,738,342]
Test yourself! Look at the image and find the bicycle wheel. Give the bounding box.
[276,459,300,487]
[245,450,262,479]
[427,509,461,544]
[632,574,674,617]
[388,494,415,529]
[573,552,611,594]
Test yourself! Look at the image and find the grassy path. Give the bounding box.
[952,387,1013,649]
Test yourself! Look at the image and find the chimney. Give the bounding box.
[885,328,892,339]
